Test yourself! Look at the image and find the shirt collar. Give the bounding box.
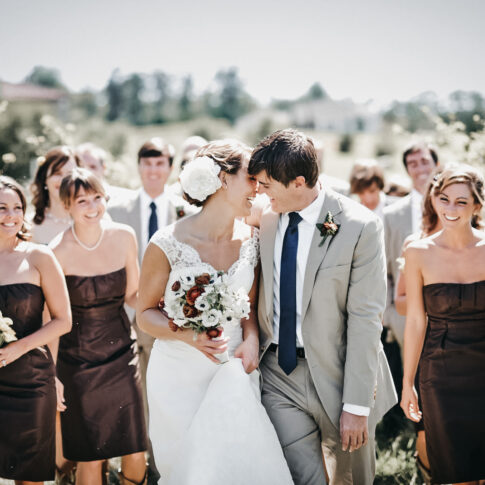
[140,187,166,207]
[410,188,423,206]
[282,186,326,226]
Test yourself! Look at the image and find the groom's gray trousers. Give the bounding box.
[260,350,375,485]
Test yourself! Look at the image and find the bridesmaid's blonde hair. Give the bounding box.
[430,164,484,229]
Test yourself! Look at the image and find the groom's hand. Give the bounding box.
[234,337,259,374]
[339,411,369,453]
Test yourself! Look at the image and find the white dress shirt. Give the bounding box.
[373,192,387,221]
[410,189,423,234]
[140,188,168,255]
[272,188,370,416]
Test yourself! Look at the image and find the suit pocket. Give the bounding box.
[317,262,351,273]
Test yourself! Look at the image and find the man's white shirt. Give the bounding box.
[410,189,423,234]
[140,188,168,255]
[272,187,370,416]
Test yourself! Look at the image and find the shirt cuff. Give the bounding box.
[343,403,370,416]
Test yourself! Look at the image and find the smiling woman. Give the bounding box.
[30,146,80,244]
[50,168,148,485]
[0,175,71,483]
[401,164,485,484]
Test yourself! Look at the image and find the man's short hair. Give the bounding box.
[248,129,319,187]
[402,142,438,169]
[137,137,174,166]
[349,159,385,194]
[76,142,107,167]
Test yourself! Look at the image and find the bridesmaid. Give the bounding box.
[51,168,147,485]
[401,164,485,484]
[0,176,71,484]
[31,146,79,244]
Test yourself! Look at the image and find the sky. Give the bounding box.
[1,0,484,107]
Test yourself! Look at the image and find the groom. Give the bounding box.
[248,129,396,485]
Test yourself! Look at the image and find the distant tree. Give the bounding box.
[73,90,98,118]
[442,90,485,133]
[24,66,64,89]
[123,73,145,125]
[210,68,255,124]
[339,133,353,153]
[105,70,124,122]
[178,75,193,121]
[303,82,328,101]
[152,71,170,124]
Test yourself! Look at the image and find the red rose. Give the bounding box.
[172,281,181,292]
[168,319,179,332]
[206,327,223,339]
[195,273,211,286]
[183,304,200,318]
[186,286,204,305]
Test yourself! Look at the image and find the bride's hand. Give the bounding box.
[186,331,229,364]
[234,336,259,374]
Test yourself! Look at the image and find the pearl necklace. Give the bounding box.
[71,224,104,251]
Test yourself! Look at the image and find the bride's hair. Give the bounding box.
[182,139,251,207]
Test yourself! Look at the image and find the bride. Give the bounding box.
[137,140,293,485]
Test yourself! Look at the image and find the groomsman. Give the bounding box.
[383,143,438,349]
[108,137,193,482]
[249,129,396,485]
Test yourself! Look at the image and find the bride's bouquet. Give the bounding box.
[162,269,250,363]
[0,311,17,348]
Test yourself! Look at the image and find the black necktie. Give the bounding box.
[148,201,158,241]
[278,211,302,375]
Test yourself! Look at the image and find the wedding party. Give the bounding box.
[1,1,485,484]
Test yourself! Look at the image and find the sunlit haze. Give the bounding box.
[1,0,484,107]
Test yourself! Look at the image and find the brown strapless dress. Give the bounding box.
[0,283,56,481]
[58,268,147,461]
[421,281,485,483]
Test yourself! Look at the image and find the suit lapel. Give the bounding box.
[260,211,279,337]
[301,191,343,323]
[166,197,176,225]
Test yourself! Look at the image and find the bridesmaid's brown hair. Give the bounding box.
[59,167,107,207]
[31,146,80,224]
[0,176,31,241]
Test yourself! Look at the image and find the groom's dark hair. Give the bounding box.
[248,129,319,188]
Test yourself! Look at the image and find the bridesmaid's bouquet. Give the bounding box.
[162,269,250,363]
[0,311,17,348]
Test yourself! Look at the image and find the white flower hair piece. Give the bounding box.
[179,156,222,202]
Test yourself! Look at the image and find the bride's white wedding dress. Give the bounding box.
[147,225,293,485]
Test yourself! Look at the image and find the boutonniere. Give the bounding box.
[316,211,340,247]
[175,205,186,219]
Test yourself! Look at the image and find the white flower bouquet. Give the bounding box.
[161,269,250,363]
[0,311,17,347]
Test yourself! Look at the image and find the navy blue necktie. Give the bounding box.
[279,211,302,375]
[148,201,158,241]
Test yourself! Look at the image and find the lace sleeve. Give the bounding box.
[244,227,260,268]
[149,225,179,267]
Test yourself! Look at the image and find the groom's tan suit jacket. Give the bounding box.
[258,189,397,432]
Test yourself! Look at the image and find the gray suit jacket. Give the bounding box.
[383,195,413,346]
[108,189,195,263]
[258,190,397,431]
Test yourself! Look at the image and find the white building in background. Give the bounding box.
[291,98,381,133]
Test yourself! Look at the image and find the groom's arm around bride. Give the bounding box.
[248,129,397,485]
